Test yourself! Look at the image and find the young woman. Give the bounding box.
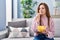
[31,3,54,40]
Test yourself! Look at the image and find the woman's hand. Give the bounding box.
[42,29,48,36]
[36,31,42,34]
[35,28,42,34]
[36,30,48,35]
[37,13,42,16]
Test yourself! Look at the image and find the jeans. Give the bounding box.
[34,34,54,40]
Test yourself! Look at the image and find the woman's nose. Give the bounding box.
[40,9,42,13]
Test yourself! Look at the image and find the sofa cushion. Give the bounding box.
[26,18,33,27]
[8,26,30,38]
[8,20,26,28]
[2,37,34,40]
[26,18,34,36]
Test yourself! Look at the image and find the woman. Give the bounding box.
[31,3,54,40]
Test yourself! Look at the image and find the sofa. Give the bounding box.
[0,28,8,40]
[2,18,60,40]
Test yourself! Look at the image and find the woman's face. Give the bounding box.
[39,5,46,15]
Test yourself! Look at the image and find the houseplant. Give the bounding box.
[21,0,37,18]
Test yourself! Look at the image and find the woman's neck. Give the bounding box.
[42,15,46,17]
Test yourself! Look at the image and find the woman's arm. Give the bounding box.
[31,19,42,35]
[47,18,55,38]
[31,20,37,32]
[31,14,40,32]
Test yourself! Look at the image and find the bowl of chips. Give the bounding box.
[37,26,46,32]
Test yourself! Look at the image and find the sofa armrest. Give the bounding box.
[0,28,8,39]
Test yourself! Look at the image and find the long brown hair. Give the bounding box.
[37,3,51,27]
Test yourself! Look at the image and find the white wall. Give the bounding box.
[6,0,12,26]
[0,0,6,31]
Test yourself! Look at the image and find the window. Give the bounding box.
[11,0,60,19]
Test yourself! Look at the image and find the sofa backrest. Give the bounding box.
[8,19,26,28]
[53,18,60,37]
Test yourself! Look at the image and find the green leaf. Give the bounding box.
[21,0,37,18]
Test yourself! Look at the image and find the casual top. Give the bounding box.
[31,14,54,38]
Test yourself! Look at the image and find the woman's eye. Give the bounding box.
[42,8,44,9]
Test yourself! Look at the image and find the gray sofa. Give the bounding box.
[0,28,8,39]
[8,18,34,37]
[2,18,60,40]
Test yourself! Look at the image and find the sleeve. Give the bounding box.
[47,18,55,38]
[31,17,39,33]
[31,20,37,32]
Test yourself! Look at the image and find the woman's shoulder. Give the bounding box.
[50,17,53,20]
[50,17,54,22]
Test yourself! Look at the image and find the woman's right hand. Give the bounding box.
[36,31,41,34]
[36,29,43,34]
